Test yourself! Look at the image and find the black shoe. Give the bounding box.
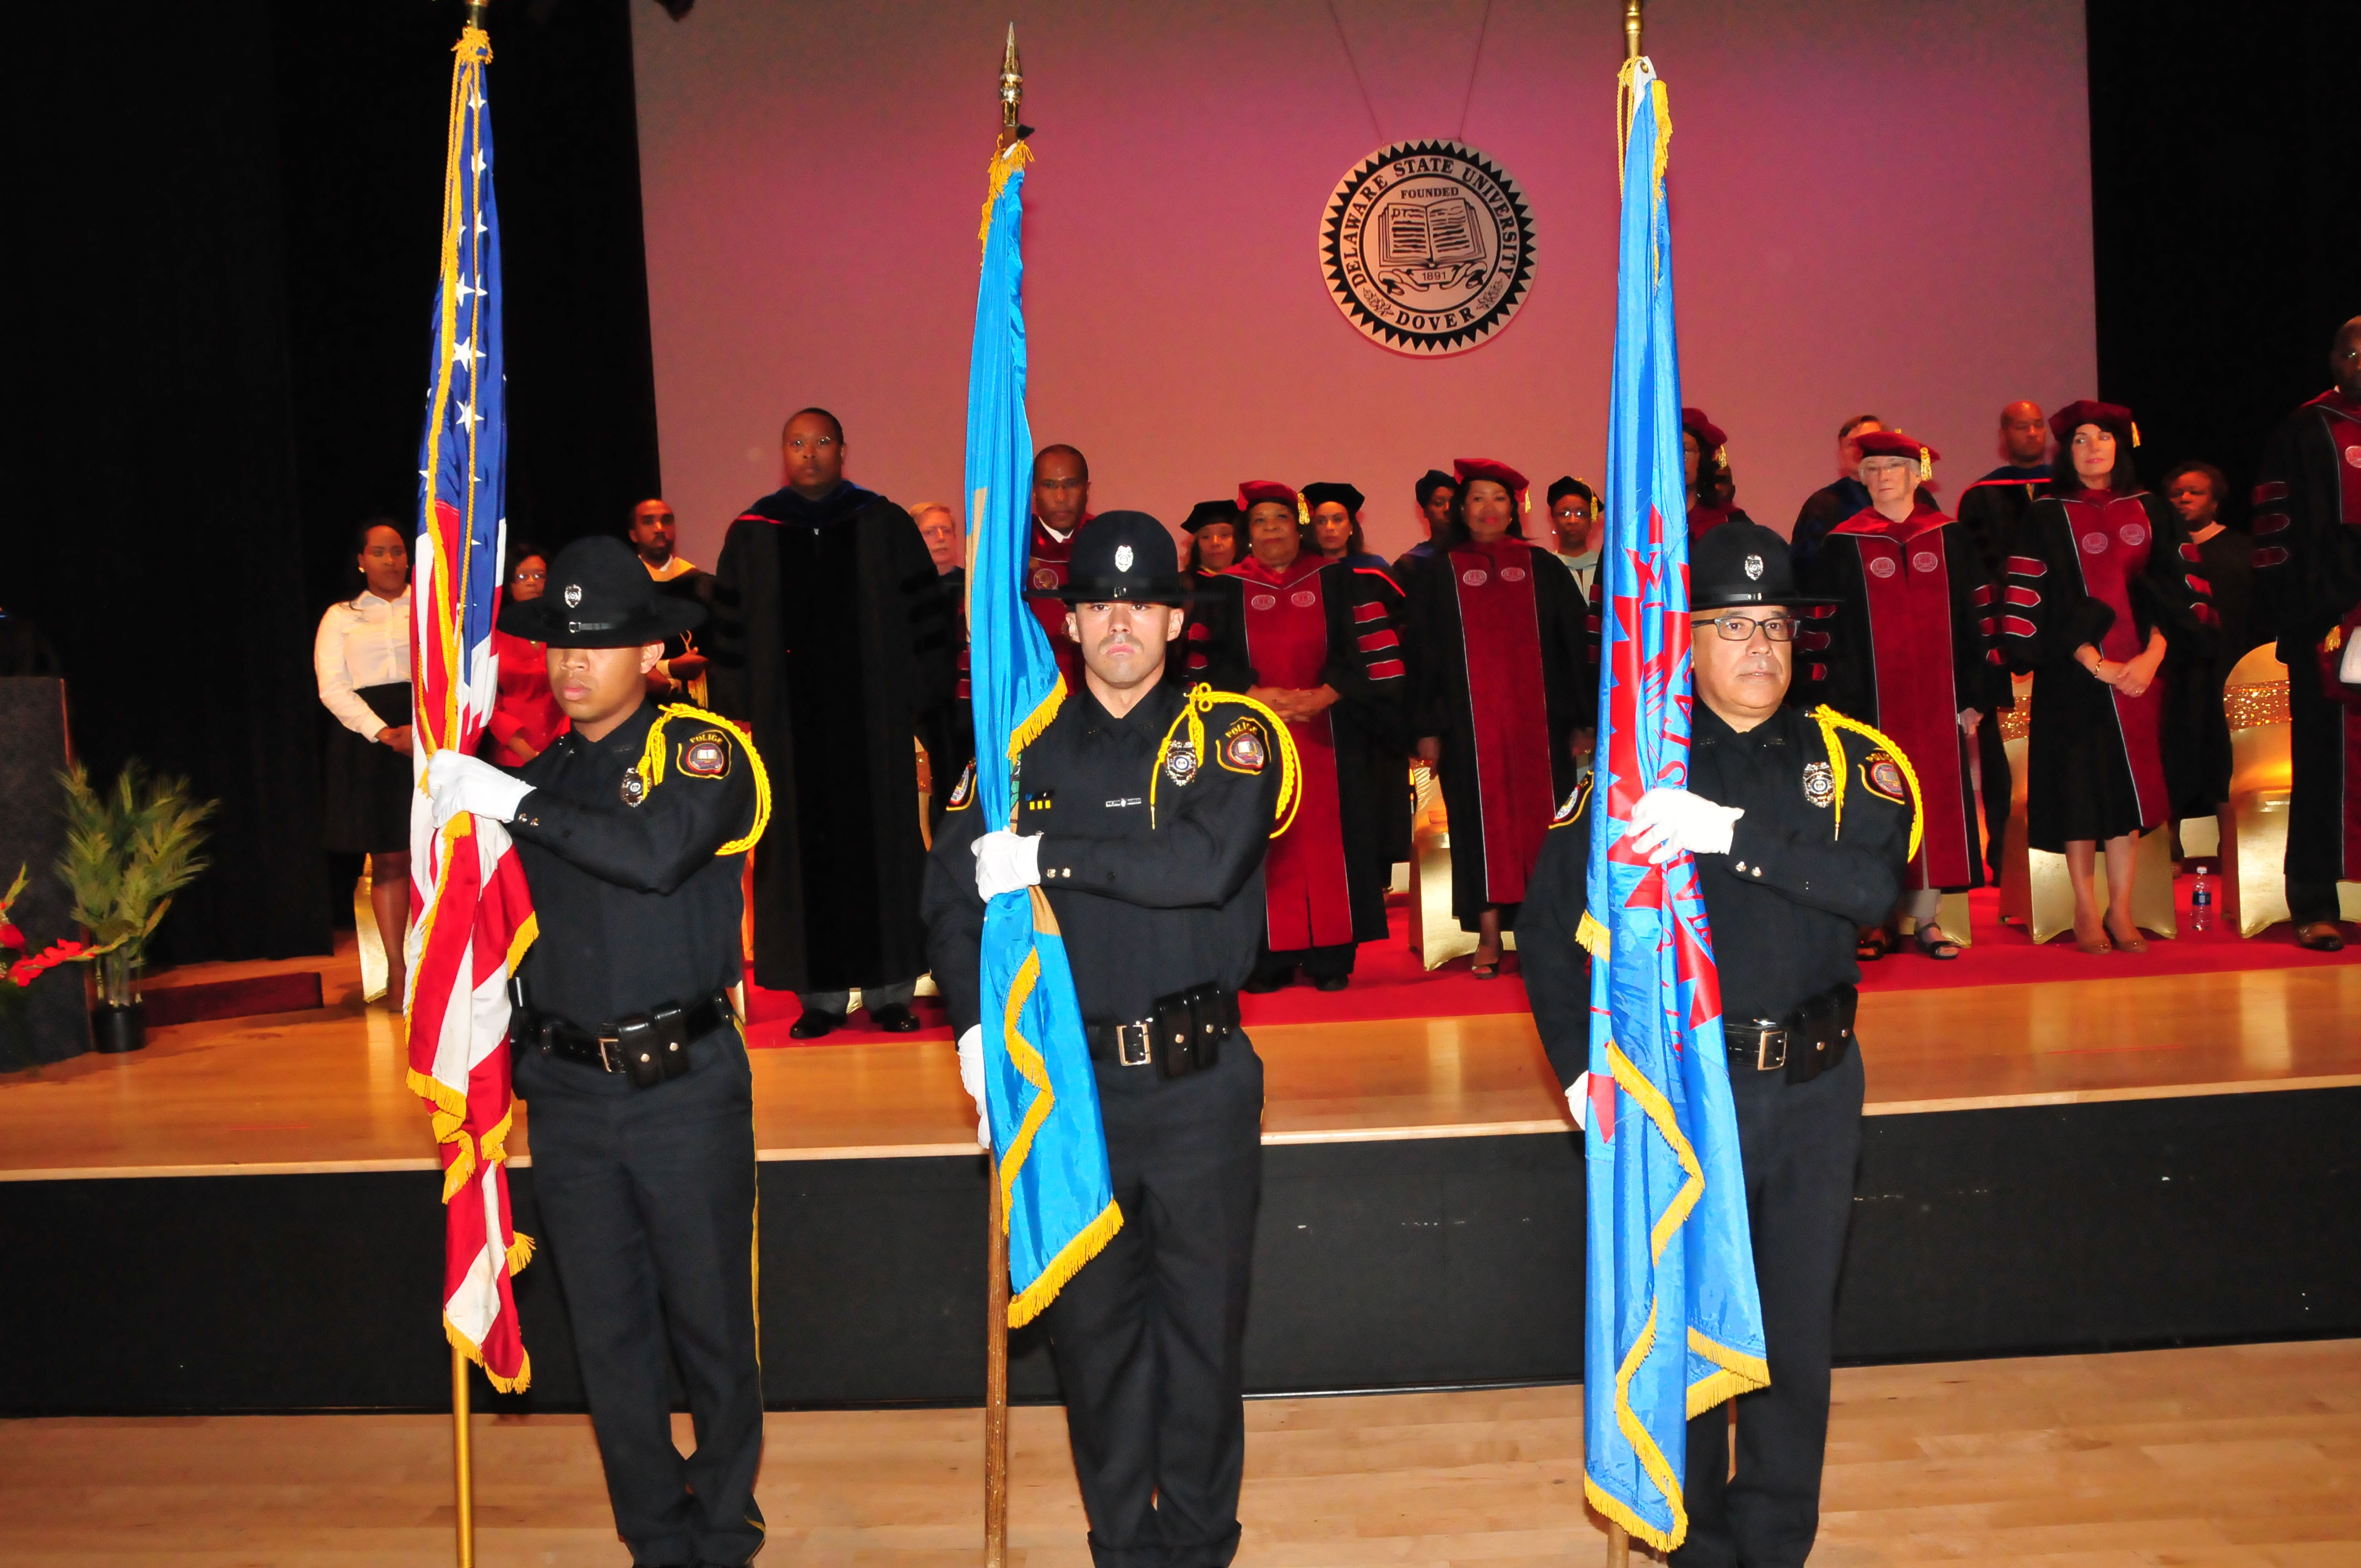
[789,1009,842,1040]
[1240,974,1289,993]
[1314,974,1350,992]
[871,1002,922,1032]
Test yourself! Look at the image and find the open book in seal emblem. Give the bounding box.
[1320,139,1536,356]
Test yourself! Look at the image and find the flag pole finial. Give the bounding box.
[998,25,1029,146]
[464,0,490,33]
[1623,0,1645,61]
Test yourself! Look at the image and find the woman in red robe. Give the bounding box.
[1228,481,1407,989]
[1407,460,1593,976]
[1998,401,2216,952]
[485,540,568,768]
[1805,433,1995,958]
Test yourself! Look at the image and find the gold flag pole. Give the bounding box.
[445,13,489,1561]
[983,37,1024,1567]
[1603,0,1639,1542]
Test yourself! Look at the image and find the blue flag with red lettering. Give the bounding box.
[1580,56,1769,1554]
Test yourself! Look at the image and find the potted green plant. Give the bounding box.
[57,761,217,1054]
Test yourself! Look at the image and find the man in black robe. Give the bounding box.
[2253,317,2361,951]
[1787,413,1881,575]
[706,407,956,1037]
[1390,468,1459,586]
[1951,407,2055,880]
[915,502,973,831]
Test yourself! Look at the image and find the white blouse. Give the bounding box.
[315,589,414,738]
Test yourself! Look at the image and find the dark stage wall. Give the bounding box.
[5,1091,2356,1415]
[4,0,2348,965]
[8,0,656,967]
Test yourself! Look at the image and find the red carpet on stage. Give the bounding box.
[743,879,2353,1049]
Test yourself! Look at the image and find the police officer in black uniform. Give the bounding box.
[1520,520,1915,1568]
[922,512,1285,1568]
[426,535,770,1568]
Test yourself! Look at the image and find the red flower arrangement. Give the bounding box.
[1,865,95,990]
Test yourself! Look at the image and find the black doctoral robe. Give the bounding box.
[705,482,956,993]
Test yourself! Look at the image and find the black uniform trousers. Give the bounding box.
[1672,1047,1864,1568]
[515,1024,765,1568]
[1041,1037,1265,1568]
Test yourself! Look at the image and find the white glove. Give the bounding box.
[972,829,1042,900]
[957,1025,991,1149]
[1565,1072,1590,1132]
[2341,630,2361,685]
[1623,787,1743,865]
[425,749,534,826]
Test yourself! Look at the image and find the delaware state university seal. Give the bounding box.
[1320,140,1536,356]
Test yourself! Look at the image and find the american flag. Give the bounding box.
[405,22,535,1393]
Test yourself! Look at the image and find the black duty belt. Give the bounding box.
[1725,983,1857,1085]
[514,991,736,1088]
[1085,982,1239,1080]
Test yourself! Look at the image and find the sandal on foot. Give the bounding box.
[1912,925,1963,960]
[1856,929,1889,962]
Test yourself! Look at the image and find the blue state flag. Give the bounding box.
[962,139,1123,1325]
[1581,56,1769,1553]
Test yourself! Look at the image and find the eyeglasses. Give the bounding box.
[511,567,547,583]
[1695,613,1798,642]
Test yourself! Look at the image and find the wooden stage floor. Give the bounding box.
[1,941,2355,1180]
[1,1339,2353,1566]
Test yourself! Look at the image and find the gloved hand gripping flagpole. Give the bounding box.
[983,37,1027,1568]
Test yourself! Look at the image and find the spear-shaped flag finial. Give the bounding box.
[999,24,1024,129]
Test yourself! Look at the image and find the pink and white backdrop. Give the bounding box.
[630,0,2095,568]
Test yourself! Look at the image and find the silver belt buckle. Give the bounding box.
[1117,1021,1153,1069]
[1755,1025,1788,1072]
[597,1032,622,1074]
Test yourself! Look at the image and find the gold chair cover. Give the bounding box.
[1407,762,1516,970]
[2219,643,2361,934]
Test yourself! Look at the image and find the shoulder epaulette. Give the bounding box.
[1808,705,1921,862]
[1550,772,1594,829]
[944,757,977,812]
[637,703,772,855]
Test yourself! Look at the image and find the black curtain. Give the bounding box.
[2086,0,2361,525]
[9,0,660,964]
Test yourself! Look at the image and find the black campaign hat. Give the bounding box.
[1688,519,1839,612]
[499,535,705,647]
[1182,498,1243,533]
[1030,511,1190,605]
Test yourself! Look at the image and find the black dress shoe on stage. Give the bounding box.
[871,1003,923,1032]
[1314,974,1350,992]
[789,1009,842,1040]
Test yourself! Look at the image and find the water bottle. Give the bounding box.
[2190,874,2215,933]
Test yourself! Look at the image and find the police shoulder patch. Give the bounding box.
[1860,748,1907,804]
[678,728,732,780]
[946,758,977,811]
[1218,715,1268,775]
[1551,774,1593,827]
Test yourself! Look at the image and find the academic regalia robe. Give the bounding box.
[1324,558,1416,876]
[1024,516,1084,689]
[1789,477,1870,576]
[1408,536,1592,926]
[1998,487,2216,851]
[1953,475,2049,872]
[1228,556,1406,958]
[1805,499,1994,891]
[1687,500,1753,538]
[2159,529,2256,820]
[2253,389,2361,892]
[706,482,956,992]
[1179,568,1255,692]
[923,567,973,827]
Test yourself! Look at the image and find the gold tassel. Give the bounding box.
[1295,494,1310,528]
[1918,447,1932,482]
[2131,420,2142,448]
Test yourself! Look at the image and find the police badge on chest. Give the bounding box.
[1802,759,1835,808]
[619,769,648,807]
[1163,741,1198,787]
